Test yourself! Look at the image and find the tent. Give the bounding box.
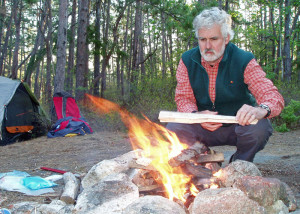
[0,76,49,145]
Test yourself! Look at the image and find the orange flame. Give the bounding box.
[85,94,192,201]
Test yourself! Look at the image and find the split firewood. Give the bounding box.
[159,111,258,124]
[183,163,212,178]
[168,149,198,167]
[138,184,162,192]
[60,172,80,204]
[205,162,222,173]
[197,152,224,164]
[128,159,157,171]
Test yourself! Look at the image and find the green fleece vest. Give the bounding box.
[181,42,257,116]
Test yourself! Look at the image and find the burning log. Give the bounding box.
[159,110,258,124]
[197,152,224,164]
[128,160,157,171]
[168,141,210,167]
[168,149,199,167]
[138,184,162,192]
[183,163,212,178]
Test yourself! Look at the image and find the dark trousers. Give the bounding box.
[166,119,273,162]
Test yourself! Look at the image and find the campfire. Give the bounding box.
[9,95,298,213]
[85,94,224,205]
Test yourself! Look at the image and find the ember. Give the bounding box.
[86,94,223,203]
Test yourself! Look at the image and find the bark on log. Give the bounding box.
[197,152,224,163]
[159,111,258,124]
[168,149,198,167]
[183,163,212,178]
[60,172,80,204]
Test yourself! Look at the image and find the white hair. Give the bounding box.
[193,7,234,40]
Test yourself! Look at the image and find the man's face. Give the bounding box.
[197,24,229,64]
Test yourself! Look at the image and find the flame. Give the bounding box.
[190,183,199,196]
[85,94,192,201]
[209,183,219,189]
[213,169,222,177]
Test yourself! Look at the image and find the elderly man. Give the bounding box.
[166,7,284,162]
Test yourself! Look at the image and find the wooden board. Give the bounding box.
[158,111,258,124]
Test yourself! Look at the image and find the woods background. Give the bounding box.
[0,0,299,130]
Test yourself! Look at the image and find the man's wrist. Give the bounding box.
[259,104,271,118]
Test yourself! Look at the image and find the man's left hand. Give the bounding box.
[236,104,268,126]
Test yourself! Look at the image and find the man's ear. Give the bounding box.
[225,35,230,44]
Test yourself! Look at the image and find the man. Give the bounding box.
[166,7,284,162]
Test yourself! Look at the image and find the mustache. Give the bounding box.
[204,49,215,54]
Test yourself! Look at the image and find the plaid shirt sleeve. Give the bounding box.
[174,59,198,112]
[244,59,285,118]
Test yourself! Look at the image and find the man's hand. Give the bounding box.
[236,104,268,126]
[196,110,222,131]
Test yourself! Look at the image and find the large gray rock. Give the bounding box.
[265,200,289,214]
[281,182,298,211]
[218,160,262,187]
[189,187,265,214]
[81,150,139,189]
[122,195,187,214]
[233,176,287,207]
[11,200,74,214]
[74,173,139,214]
[10,201,40,214]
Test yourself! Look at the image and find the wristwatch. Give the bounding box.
[259,104,271,118]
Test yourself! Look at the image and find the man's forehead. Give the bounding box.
[198,25,222,37]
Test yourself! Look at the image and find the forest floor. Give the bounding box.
[0,116,299,211]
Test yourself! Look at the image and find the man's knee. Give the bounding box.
[236,119,273,150]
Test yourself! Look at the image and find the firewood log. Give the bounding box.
[60,172,80,204]
[159,111,258,124]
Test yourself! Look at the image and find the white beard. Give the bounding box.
[200,42,226,63]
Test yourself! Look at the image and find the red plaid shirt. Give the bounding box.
[175,57,284,118]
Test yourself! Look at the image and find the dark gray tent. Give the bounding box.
[0,76,49,145]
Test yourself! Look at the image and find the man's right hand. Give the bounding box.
[195,110,222,131]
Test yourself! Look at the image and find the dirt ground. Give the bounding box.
[0,123,299,211]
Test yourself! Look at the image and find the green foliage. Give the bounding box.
[102,76,177,123]
[275,123,290,132]
[274,99,300,132]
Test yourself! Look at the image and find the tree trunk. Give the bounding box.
[93,0,101,96]
[100,0,111,98]
[282,0,292,82]
[34,1,47,99]
[54,0,68,93]
[75,0,89,101]
[120,5,131,97]
[11,0,22,79]
[0,0,6,60]
[66,0,77,94]
[24,0,48,85]
[131,0,142,85]
[45,0,53,106]
[0,5,12,76]
[161,10,166,79]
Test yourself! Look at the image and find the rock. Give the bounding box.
[36,203,73,214]
[233,176,286,207]
[74,173,139,214]
[81,150,138,189]
[122,195,187,214]
[281,182,298,211]
[218,160,262,187]
[265,200,289,214]
[10,201,40,214]
[189,187,265,214]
